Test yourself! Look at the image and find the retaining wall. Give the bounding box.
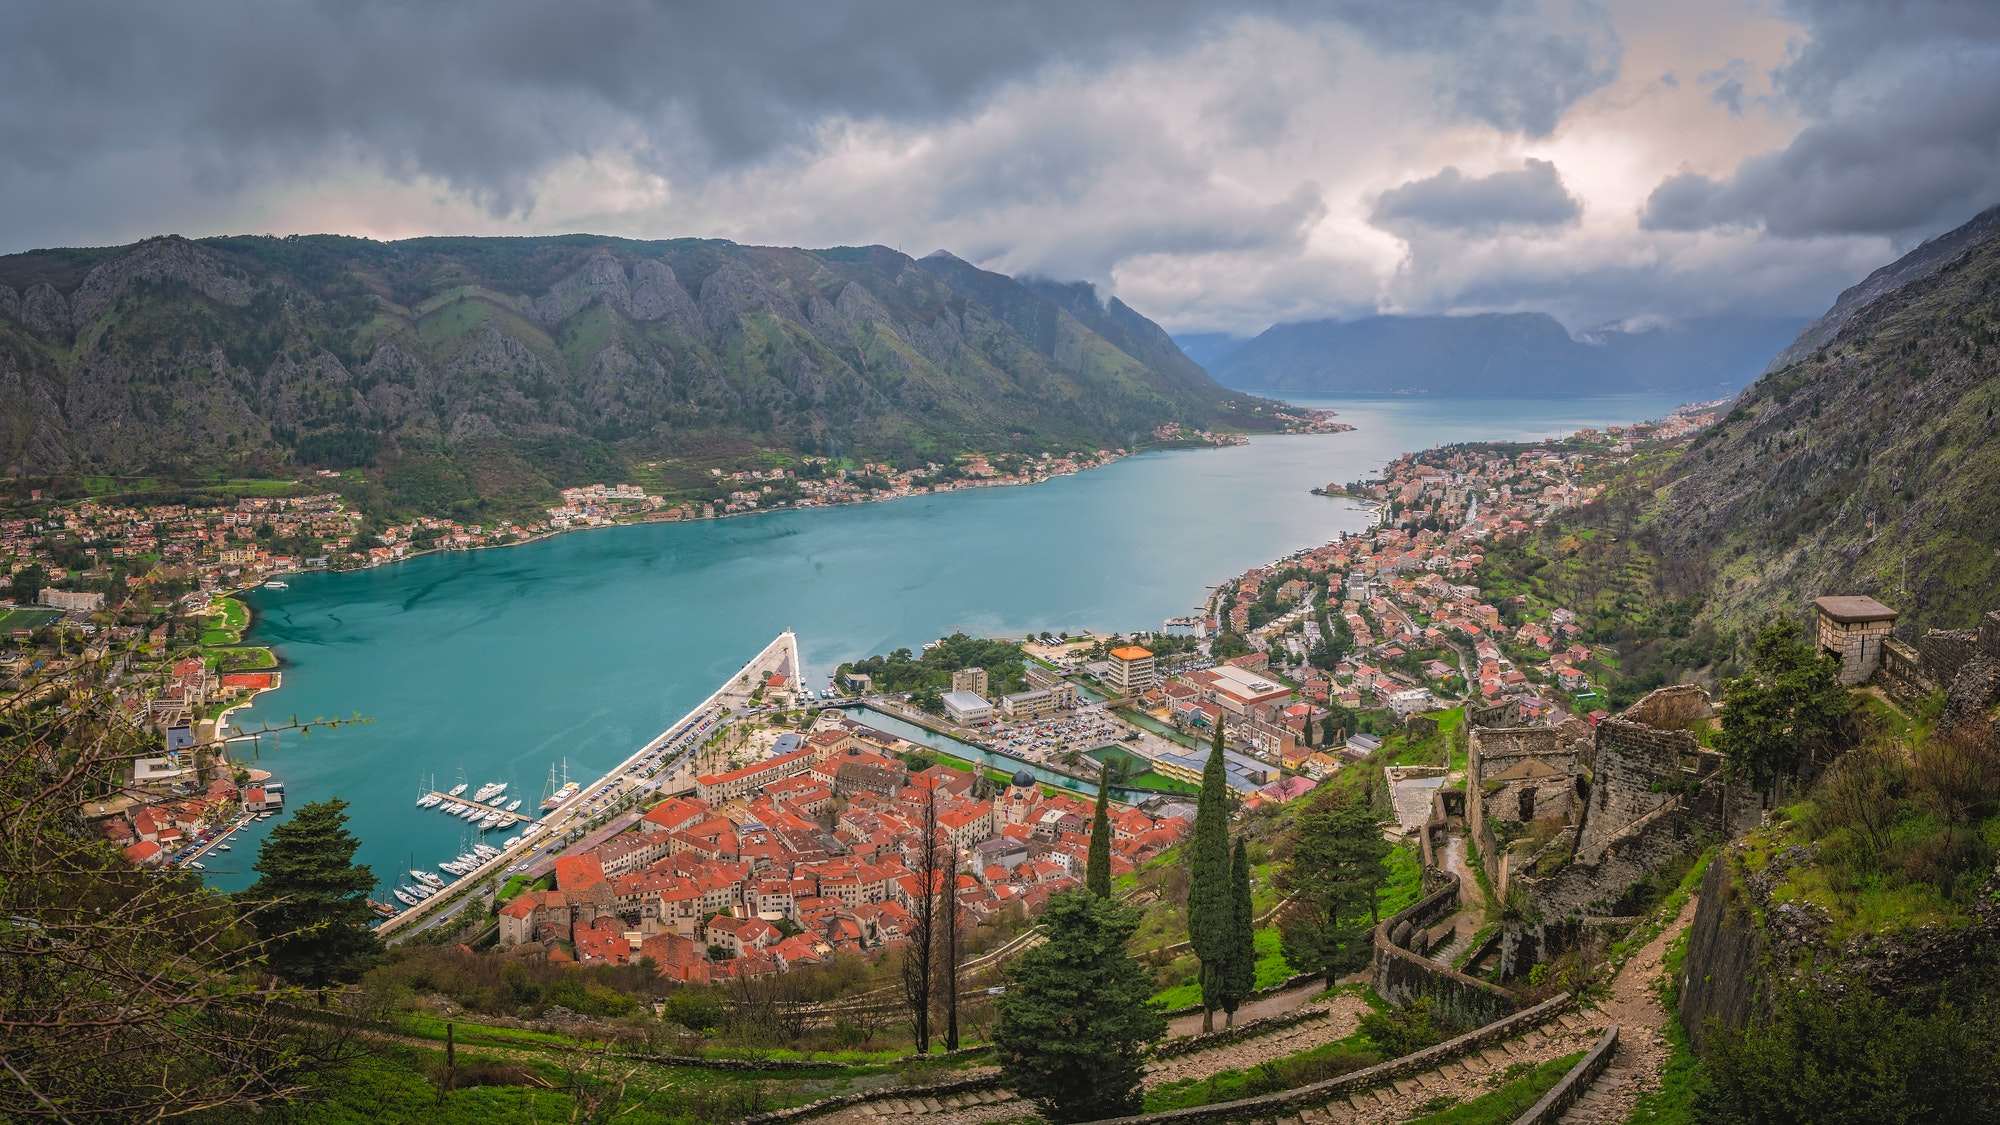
[1372,881,1518,1028]
[737,1071,1004,1125]
[1511,1026,1620,1125]
[1082,993,1574,1125]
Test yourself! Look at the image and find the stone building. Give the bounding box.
[1813,595,1899,685]
[950,667,989,697]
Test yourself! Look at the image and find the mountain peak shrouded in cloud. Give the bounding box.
[1,3,1997,341]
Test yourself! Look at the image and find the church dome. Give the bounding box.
[1011,769,1036,789]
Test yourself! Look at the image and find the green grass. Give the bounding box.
[205,646,278,670]
[1144,1024,1381,1112]
[1402,1050,1584,1124]
[0,608,61,632]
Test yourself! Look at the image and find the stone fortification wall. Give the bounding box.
[1503,798,1697,974]
[1983,611,2000,657]
[1468,699,1515,728]
[1577,720,1697,858]
[1372,881,1518,1028]
[1618,684,1714,731]
[1922,628,1982,687]
[1876,636,1935,708]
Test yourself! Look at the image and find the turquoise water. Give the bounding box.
[213,393,1687,893]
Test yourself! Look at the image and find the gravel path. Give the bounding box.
[1556,895,1700,1124]
[1146,994,1372,1088]
[1166,979,1325,1037]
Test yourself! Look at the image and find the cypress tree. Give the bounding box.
[1222,835,1256,1025]
[1086,768,1112,897]
[1188,715,1232,1032]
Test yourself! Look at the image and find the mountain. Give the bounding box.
[1652,204,2000,636]
[0,234,1266,515]
[1762,202,2000,373]
[1201,312,1807,396]
[1168,332,1250,369]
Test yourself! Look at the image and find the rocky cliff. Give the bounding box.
[0,234,1266,513]
[1652,206,2000,636]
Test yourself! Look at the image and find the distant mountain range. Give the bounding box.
[0,235,1270,516]
[1183,313,1809,396]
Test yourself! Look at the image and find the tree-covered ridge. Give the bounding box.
[0,234,1274,519]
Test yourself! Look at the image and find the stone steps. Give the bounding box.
[857,1088,1017,1117]
[1267,1007,1602,1124]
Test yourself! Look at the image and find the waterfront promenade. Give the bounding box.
[373,630,799,940]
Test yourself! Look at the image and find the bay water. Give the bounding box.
[213,393,1687,893]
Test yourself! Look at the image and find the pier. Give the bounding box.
[374,630,800,940]
[417,792,537,830]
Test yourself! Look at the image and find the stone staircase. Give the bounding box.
[854,1088,1021,1117]
[1553,1035,1643,1124]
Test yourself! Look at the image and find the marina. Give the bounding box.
[370,630,798,936]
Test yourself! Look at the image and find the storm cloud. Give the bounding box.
[1640,0,2000,238]
[2,0,1998,336]
[1372,160,1581,233]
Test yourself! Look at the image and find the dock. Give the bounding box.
[374,630,800,940]
[418,792,536,829]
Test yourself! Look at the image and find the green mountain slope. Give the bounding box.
[1655,217,2000,635]
[0,234,1268,514]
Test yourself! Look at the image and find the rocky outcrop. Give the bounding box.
[1679,839,2000,1052]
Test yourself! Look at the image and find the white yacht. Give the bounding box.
[412,870,444,888]
[391,888,420,906]
[473,843,501,859]
[473,781,507,803]
[447,782,468,797]
[262,580,289,589]
[504,798,522,812]
[404,883,432,900]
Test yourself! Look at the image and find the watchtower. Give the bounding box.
[1813,595,1899,686]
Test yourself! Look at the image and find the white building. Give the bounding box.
[942,690,994,725]
[1388,687,1433,718]
[39,589,105,612]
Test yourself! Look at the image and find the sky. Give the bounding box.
[4,0,1998,336]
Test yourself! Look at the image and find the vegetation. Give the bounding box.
[995,891,1165,1122]
[1697,982,2000,1124]
[1086,771,1112,897]
[839,633,1028,703]
[1187,718,1235,1031]
[0,661,365,1119]
[1275,783,1393,985]
[243,798,383,1000]
[1714,619,1857,788]
[1223,836,1256,1020]
[1402,1051,1585,1125]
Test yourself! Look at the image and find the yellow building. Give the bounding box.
[1106,645,1156,694]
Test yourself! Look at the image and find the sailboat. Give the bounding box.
[447,765,468,798]
[504,798,522,812]
[542,759,578,810]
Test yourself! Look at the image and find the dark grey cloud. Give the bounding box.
[1372,159,1580,232]
[0,0,1625,251]
[1640,0,2000,239]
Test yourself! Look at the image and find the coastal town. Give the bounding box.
[40,396,1726,985]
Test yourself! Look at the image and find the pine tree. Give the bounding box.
[240,798,380,1001]
[1276,787,1391,986]
[1086,768,1112,897]
[1188,715,1233,1032]
[1221,835,1257,1025]
[995,891,1166,1122]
